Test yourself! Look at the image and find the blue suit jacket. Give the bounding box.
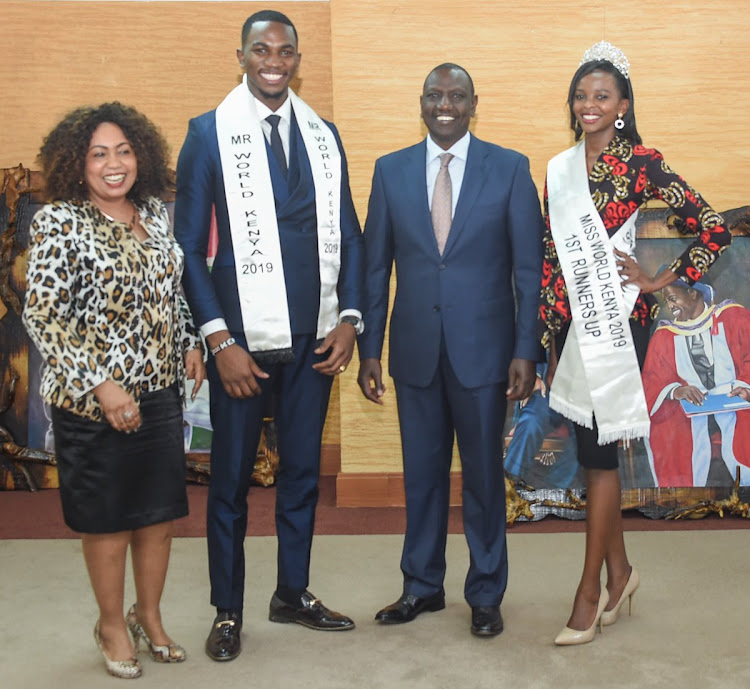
[358,135,544,389]
[174,108,363,336]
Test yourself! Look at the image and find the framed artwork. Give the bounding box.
[505,205,750,519]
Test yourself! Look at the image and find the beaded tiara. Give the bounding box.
[579,41,630,79]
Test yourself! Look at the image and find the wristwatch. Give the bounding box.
[340,315,364,335]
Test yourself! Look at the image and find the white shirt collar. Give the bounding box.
[254,94,292,124]
[426,130,471,163]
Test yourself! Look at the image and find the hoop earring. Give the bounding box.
[614,113,625,130]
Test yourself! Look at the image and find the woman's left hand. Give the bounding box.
[185,348,206,400]
[614,248,657,292]
[615,248,680,294]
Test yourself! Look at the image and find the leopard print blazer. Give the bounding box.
[23,196,202,421]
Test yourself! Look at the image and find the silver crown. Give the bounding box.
[579,41,630,79]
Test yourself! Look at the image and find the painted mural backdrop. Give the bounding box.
[503,207,750,516]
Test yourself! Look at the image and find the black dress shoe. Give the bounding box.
[269,591,355,631]
[470,606,503,637]
[375,591,446,624]
[205,611,242,661]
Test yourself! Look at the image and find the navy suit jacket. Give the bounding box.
[174,108,363,336]
[358,135,544,389]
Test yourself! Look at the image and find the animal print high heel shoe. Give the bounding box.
[94,621,142,678]
[554,590,609,646]
[126,605,186,663]
[601,567,640,627]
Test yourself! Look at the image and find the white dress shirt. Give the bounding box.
[255,95,292,167]
[425,131,471,218]
[667,304,714,399]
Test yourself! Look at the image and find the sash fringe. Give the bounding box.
[550,395,651,445]
[596,423,651,447]
[548,393,594,429]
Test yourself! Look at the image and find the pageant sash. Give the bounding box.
[546,141,650,444]
[215,76,342,354]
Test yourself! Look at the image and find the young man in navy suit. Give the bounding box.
[175,10,364,661]
[357,64,544,637]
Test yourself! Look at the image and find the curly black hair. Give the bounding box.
[37,102,171,204]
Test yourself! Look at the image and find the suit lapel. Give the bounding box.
[442,135,488,257]
[402,141,435,252]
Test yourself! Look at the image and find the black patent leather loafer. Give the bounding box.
[269,591,355,631]
[205,611,242,661]
[375,591,446,624]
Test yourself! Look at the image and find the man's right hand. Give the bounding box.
[672,384,707,405]
[208,331,269,398]
[358,357,386,404]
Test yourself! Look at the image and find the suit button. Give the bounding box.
[433,305,440,312]
[439,263,446,270]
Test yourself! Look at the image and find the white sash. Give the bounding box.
[215,76,342,353]
[546,141,650,444]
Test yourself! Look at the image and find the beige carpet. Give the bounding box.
[1,531,748,688]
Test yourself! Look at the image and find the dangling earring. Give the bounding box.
[614,113,625,130]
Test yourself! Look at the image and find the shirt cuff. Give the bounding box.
[339,308,363,323]
[339,309,364,335]
[666,383,681,400]
[200,318,229,338]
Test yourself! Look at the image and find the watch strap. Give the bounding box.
[340,315,364,335]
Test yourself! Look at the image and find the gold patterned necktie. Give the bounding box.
[431,152,454,254]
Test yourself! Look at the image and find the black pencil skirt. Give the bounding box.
[555,320,650,470]
[51,385,188,533]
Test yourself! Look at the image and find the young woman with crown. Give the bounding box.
[539,41,732,645]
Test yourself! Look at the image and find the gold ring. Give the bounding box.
[339,365,347,373]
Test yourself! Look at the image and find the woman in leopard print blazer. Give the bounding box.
[23,102,205,678]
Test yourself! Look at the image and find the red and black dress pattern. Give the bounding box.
[540,136,731,347]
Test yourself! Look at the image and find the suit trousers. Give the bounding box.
[206,333,333,611]
[394,338,509,607]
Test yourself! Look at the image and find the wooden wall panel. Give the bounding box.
[0,0,342,446]
[0,1,333,168]
[332,0,750,476]
[2,0,748,489]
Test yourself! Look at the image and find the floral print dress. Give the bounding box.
[540,136,732,347]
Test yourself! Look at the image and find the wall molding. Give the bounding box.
[336,471,463,507]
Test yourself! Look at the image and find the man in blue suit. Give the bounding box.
[175,11,364,661]
[357,64,544,637]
